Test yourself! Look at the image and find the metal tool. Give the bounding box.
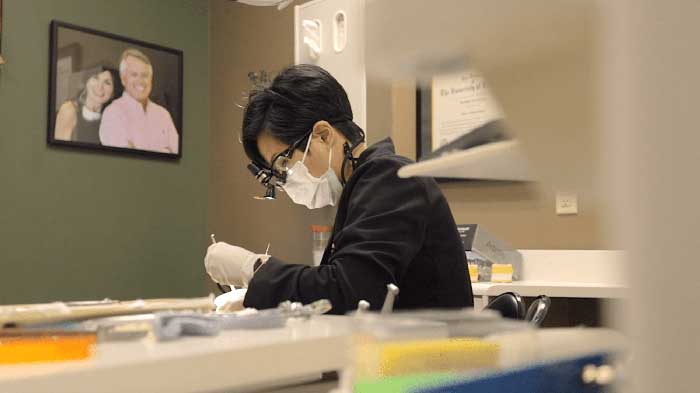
[357,300,370,312]
[277,299,332,319]
[381,284,400,314]
[357,300,370,314]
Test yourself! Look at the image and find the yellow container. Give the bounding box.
[468,264,478,282]
[0,332,96,364]
[491,264,513,283]
[355,336,499,378]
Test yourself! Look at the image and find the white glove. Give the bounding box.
[214,288,248,313]
[204,242,269,287]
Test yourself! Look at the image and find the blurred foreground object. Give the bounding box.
[0,296,214,327]
[367,0,596,187]
[0,331,96,364]
[346,307,626,393]
[368,1,700,391]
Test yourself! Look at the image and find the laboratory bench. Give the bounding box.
[471,279,627,314]
[472,280,626,300]
[0,312,627,393]
[0,308,628,392]
[0,316,353,393]
[471,250,627,327]
[0,250,627,392]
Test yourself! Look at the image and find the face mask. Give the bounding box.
[282,134,343,209]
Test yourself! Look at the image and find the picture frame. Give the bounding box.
[0,0,5,64]
[48,21,184,159]
[415,69,514,182]
[416,70,507,161]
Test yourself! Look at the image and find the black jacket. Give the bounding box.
[244,138,473,314]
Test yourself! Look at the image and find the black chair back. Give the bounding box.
[525,295,551,326]
[484,292,526,320]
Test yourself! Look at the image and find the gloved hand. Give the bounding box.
[214,288,248,313]
[204,242,269,287]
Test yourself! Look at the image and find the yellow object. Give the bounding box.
[356,337,499,378]
[0,332,96,364]
[491,263,513,283]
[468,264,478,282]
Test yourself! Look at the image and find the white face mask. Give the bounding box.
[282,135,343,209]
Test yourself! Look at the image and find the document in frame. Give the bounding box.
[431,70,504,151]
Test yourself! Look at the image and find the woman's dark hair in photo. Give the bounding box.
[242,64,365,167]
[77,64,123,111]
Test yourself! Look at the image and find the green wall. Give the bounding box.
[0,0,210,304]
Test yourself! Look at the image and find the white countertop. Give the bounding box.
[0,250,628,392]
[0,315,353,393]
[470,250,628,299]
[472,280,627,299]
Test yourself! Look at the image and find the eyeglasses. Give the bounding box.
[248,131,313,199]
[270,149,292,177]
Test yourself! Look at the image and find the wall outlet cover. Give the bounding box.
[556,191,578,215]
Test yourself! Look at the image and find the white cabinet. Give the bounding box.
[294,0,366,131]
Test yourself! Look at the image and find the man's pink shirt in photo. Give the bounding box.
[99,93,179,154]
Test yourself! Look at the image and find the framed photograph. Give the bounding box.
[48,21,183,159]
[0,0,4,64]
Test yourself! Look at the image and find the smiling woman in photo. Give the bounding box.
[54,65,122,144]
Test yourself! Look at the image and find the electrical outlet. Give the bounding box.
[556,192,578,215]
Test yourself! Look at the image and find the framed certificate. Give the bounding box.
[416,69,506,162]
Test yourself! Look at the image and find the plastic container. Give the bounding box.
[311,225,332,266]
[478,260,493,282]
[348,309,530,391]
[491,264,514,283]
[0,331,96,364]
[467,263,478,283]
[466,251,492,282]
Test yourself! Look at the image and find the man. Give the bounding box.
[99,48,179,154]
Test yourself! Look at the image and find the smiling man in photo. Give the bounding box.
[99,48,179,154]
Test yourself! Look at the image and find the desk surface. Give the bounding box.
[472,281,628,299]
[0,315,353,393]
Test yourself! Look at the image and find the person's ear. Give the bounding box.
[312,121,334,146]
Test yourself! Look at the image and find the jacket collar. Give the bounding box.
[357,137,396,167]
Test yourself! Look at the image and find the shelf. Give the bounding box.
[470,250,628,300]
[397,140,533,181]
[472,281,627,299]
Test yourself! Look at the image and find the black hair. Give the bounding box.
[76,64,123,113]
[242,64,365,167]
